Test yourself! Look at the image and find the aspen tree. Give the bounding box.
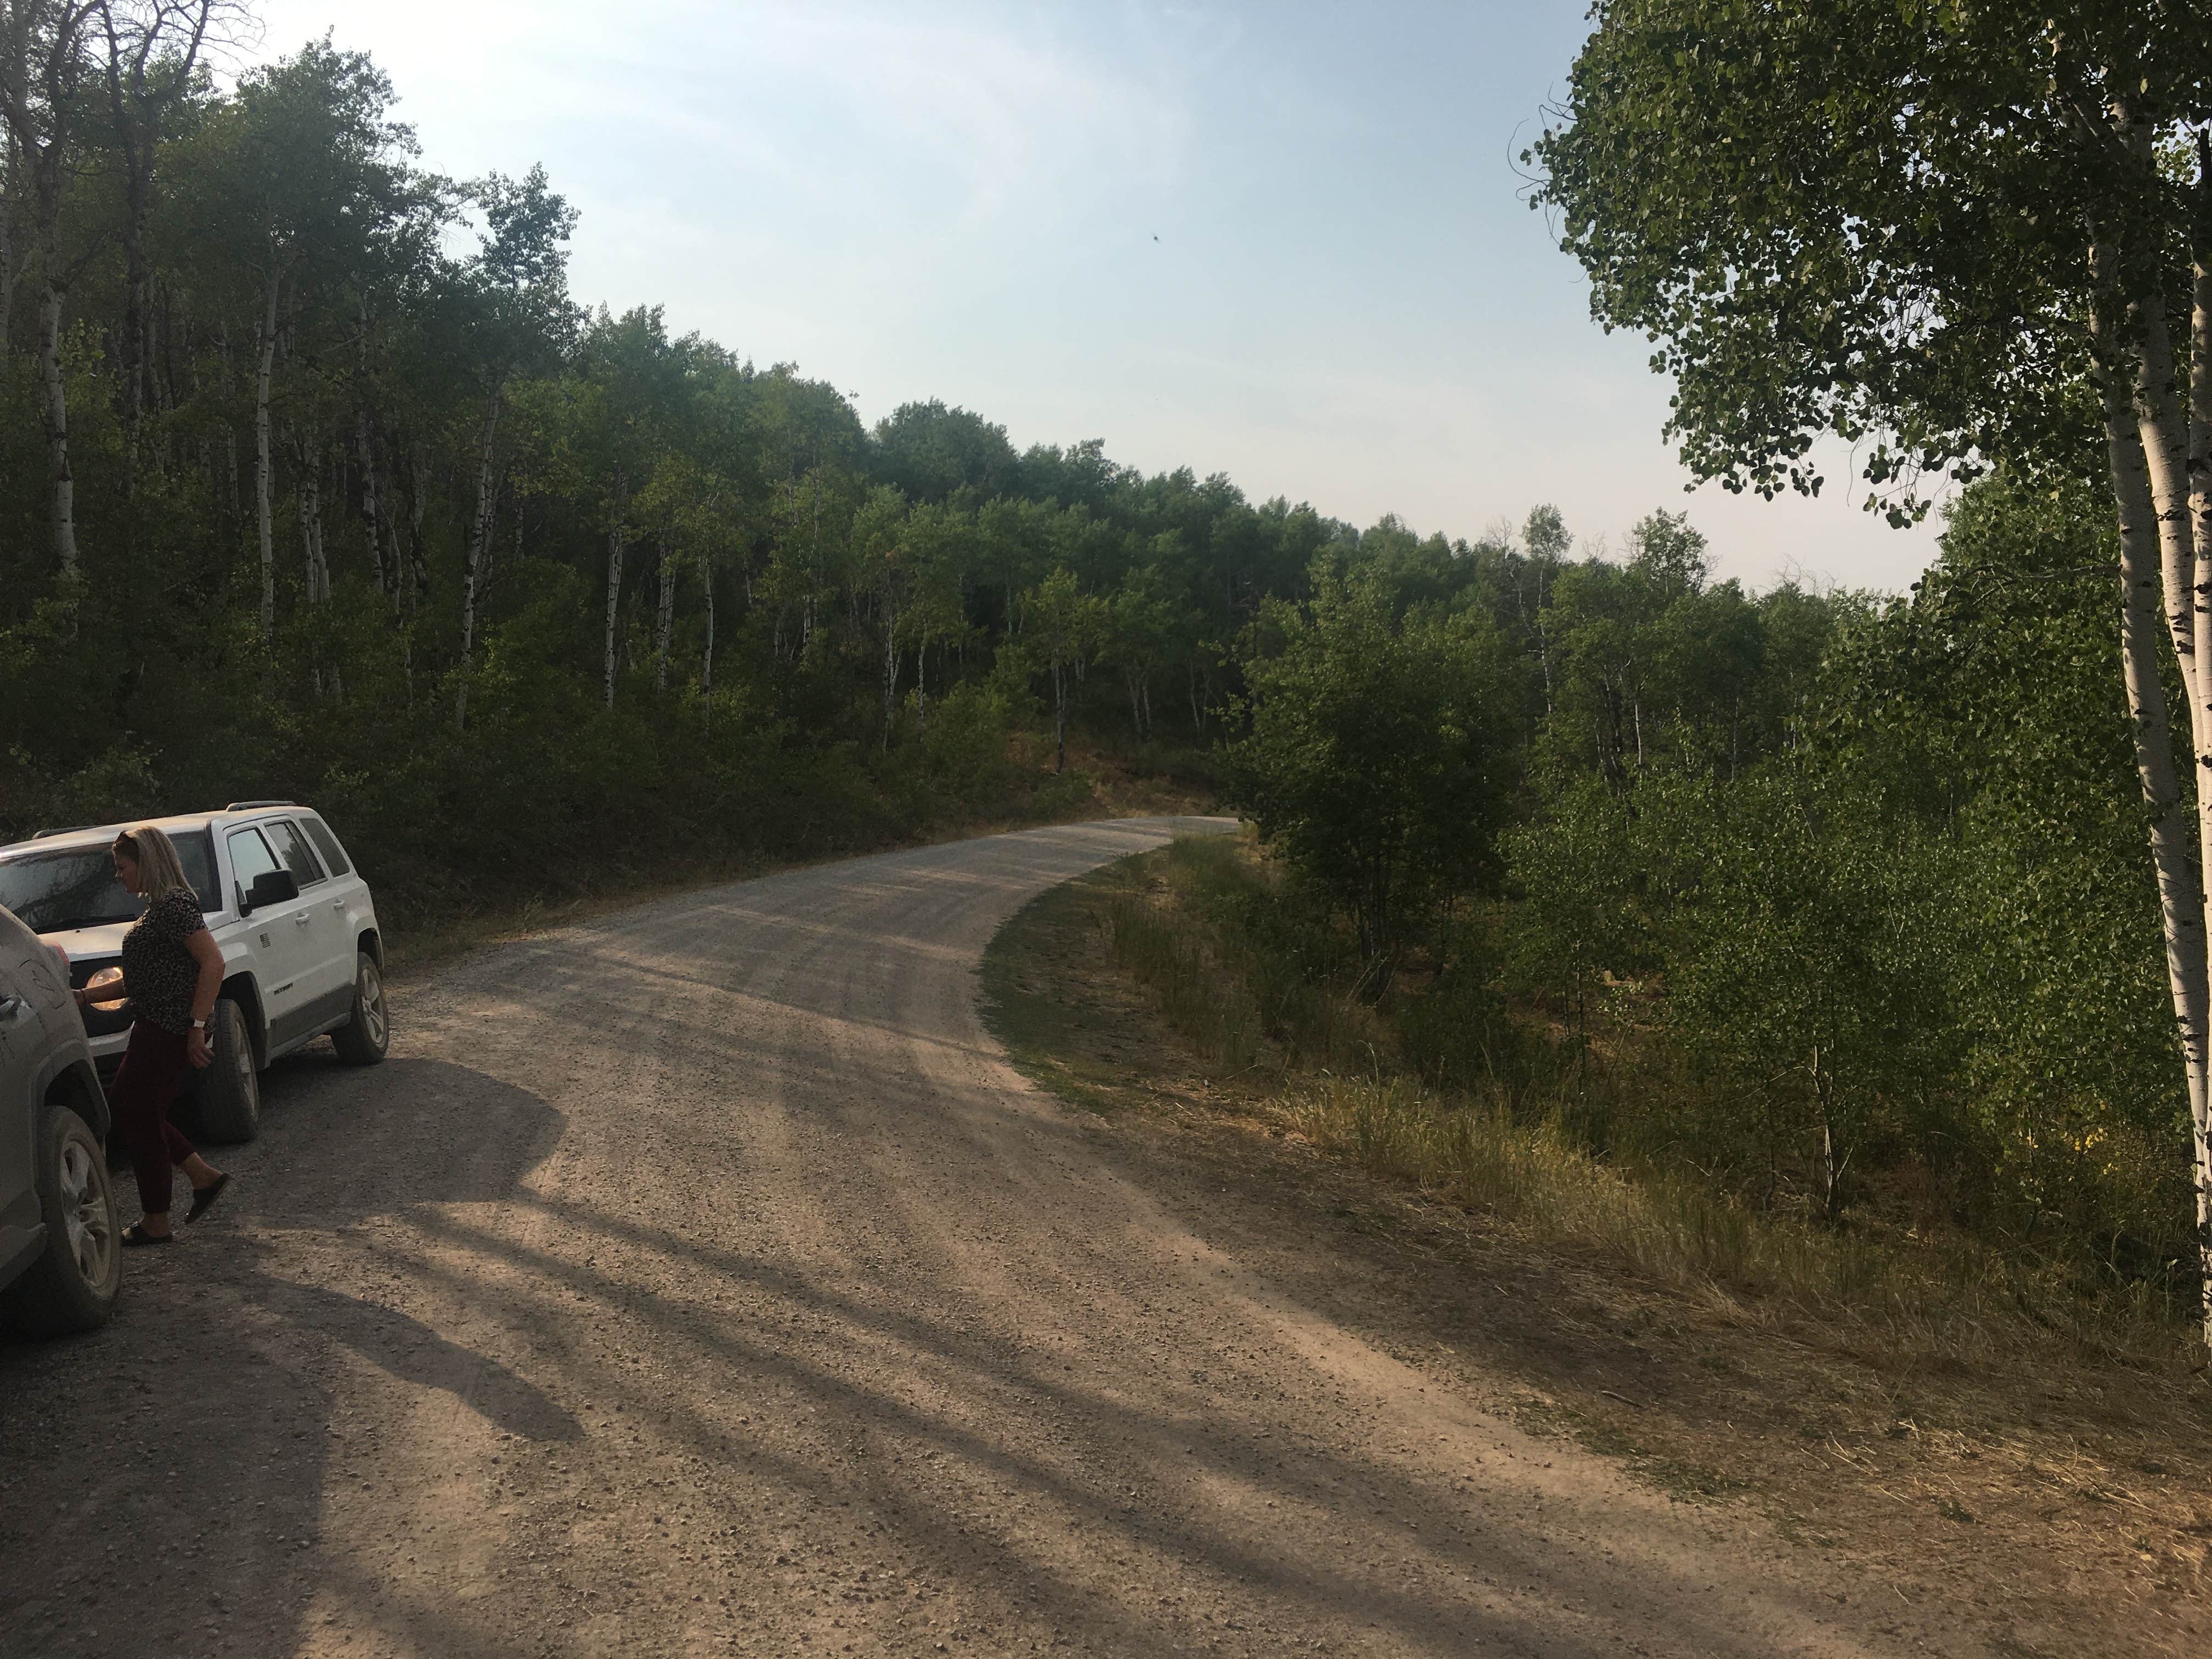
[97,0,228,487]
[454,167,576,727]
[0,0,100,582]
[1533,0,2212,1343]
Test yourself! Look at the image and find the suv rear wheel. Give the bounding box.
[193,998,260,1144]
[0,1104,121,1335]
[330,952,389,1065]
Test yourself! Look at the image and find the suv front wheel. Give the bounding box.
[331,952,389,1065]
[0,1104,121,1335]
[193,998,261,1144]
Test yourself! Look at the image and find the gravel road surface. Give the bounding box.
[1,819,1912,1658]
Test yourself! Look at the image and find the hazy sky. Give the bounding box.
[245,1,1939,592]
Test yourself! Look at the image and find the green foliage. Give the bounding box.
[1649,771,1963,1218]
[1529,1,2210,514]
[1108,836,1380,1076]
[1228,569,1522,979]
[1498,476,2196,1296]
[1499,776,1646,1029]
[3,2,2201,1336]
[1092,839,2191,1364]
[0,30,1385,916]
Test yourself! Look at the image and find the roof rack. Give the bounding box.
[223,800,296,811]
[30,826,92,839]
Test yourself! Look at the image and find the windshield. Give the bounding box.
[0,831,219,934]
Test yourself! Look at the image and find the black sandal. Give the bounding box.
[121,1223,174,1248]
[186,1172,231,1224]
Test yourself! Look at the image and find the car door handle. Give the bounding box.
[0,995,29,1024]
[293,915,313,928]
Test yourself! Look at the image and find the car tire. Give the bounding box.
[0,1104,122,1335]
[330,952,389,1066]
[193,998,261,1144]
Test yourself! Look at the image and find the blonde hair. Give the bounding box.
[114,826,196,907]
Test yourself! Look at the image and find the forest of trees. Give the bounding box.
[1226,476,2193,1331]
[0,12,1358,917]
[2,5,2205,1337]
[1522,1,2212,1340]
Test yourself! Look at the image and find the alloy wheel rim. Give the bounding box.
[58,1138,114,1286]
[234,1016,256,1094]
[361,963,387,1047]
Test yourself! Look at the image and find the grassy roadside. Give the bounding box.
[981,839,2212,1658]
[1096,836,2202,1369]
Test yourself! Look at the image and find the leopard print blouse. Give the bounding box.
[120,886,207,1035]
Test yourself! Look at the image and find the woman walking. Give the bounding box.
[78,826,231,1245]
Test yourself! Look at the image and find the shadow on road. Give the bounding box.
[0,823,1865,1658]
[0,1057,568,1659]
[236,1271,582,1444]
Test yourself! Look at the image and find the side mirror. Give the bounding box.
[242,870,300,914]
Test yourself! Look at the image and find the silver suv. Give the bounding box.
[0,804,390,1143]
[0,901,120,1334]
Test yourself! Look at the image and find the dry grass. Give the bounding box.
[1102,835,2203,1379]
[1284,1075,2190,1369]
[983,842,2212,1659]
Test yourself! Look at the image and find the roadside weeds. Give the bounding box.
[981,845,2212,1659]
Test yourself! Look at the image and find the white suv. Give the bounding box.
[0,804,388,1143]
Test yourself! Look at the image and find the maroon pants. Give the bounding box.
[111,1021,197,1216]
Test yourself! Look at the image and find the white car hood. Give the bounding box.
[41,921,133,962]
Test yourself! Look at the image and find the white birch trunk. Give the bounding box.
[36,269,76,581]
[881,597,899,746]
[700,544,715,733]
[2190,138,2211,652]
[1053,656,1066,774]
[405,445,429,599]
[1536,607,1554,716]
[2129,294,2212,1347]
[656,542,675,694]
[354,291,387,597]
[2096,270,2212,1346]
[253,261,282,656]
[297,460,328,700]
[356,408,386,595]
[2188,168,2212,1341]
[299,449,326,605]
[386,506,407,618]
[603,525,627,709]
[455,390,503,729]
[0,131,16,354]
[2133,300,2202,719]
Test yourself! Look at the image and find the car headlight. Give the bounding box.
[84,966,125,1011]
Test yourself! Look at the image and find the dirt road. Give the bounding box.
[3,819,1933,1659]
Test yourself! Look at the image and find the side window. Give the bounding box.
[267,821,326,888]
[300,815,352,878]
[225,828,281,904]
[172,830,222,915]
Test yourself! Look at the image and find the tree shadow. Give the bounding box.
[235,1268,581,1443]
[385,1188,1870,1658]
[234,1054,568,1228]
[0,1059,568,1659]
